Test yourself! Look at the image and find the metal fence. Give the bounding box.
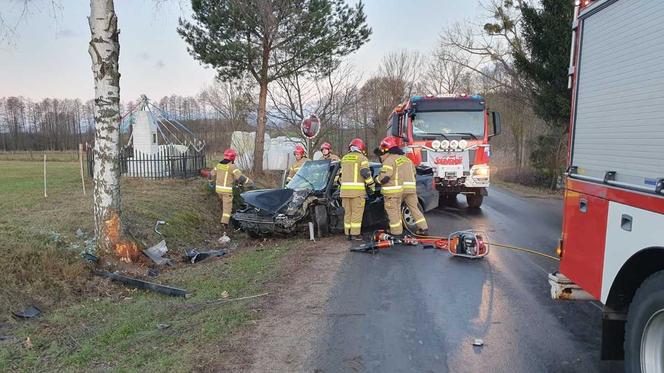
[86,147,206,179]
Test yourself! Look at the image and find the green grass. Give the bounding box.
[0,158,300,371]
[0,245,291,372]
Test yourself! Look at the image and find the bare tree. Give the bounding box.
[419,47,474,95]
[268,63,360,157]
[379,50,423,97]
[357,76,405,150]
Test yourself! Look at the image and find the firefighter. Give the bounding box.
[210,149,252,228]
[339,138,374,240]
[320,142,340,161]
[375,136,405,236]
[394,140,428,235]
[287,145,308,182]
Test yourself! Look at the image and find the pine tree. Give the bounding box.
[178,0,371,172]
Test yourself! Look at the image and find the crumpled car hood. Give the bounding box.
[241,188,294,215]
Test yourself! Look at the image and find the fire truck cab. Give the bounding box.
[551,0,664,371]
[387,94,502,208]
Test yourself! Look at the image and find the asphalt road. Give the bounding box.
[308,186,624,373]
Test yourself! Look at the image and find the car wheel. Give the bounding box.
[313,204,329,238]
[246,230,261,239]
[466,194,483,208]
[625,270,664,373]
[401,201,423,235]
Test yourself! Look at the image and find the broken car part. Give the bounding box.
[143,240,175,266]
[185,249,227,264]
[93,270,190,298]
[12,306,41,319]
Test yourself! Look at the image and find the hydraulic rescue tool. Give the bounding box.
[350,230,489,259]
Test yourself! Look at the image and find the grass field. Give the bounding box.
[0,158,298,371]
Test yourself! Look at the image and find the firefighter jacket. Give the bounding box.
[339,151,374,198]
[397,155,417,194]
[323,153,340,161]
[375,154,403,196]
[212,161,250,194]
[287,157,308,182]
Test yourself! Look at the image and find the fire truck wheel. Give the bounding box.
[625,270,664,373]
[466,194,484,208]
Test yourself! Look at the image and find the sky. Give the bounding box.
[0,0,483,102]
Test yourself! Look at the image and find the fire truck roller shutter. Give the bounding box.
[571,0,664,191]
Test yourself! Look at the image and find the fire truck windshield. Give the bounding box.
[411,110,484,139]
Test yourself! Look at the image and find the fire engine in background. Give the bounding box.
[549,0,664,371]
[387,94,501,208]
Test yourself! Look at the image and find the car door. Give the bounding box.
[362,164,387,229]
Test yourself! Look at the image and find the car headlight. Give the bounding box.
[431,140,441,150]
[459,139,468,149]
[471,165,490,178]
[450,140,459,149]
[440,140,450,149]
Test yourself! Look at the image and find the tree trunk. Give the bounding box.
[253,80,268,173]
[89,0,137,260]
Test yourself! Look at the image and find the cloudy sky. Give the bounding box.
[0,0,483,101]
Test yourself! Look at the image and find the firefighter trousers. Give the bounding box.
[217,192,233,225]
[384,195,403,235]
[403,193,428,230]
[342,196,365,236]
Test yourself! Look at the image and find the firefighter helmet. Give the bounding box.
[348,138,366,152]
[223,148,237,161]
[294,145,306,156]
[320,142,332,151]
[380,136,400,152]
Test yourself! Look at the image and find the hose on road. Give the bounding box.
[487,242,560,262]
[403,228,560,262]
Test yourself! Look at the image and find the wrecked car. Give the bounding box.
[232,159,438,238]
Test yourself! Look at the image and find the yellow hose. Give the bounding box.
[487,242,560,262]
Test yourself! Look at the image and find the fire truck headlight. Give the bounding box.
[471,164,490,178]
[459,140,468,149]
[431,140,441,150]
[450,140,459,149]
[441,140,450,149]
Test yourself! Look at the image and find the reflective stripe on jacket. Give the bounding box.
[376,154,403,195]
[397,155,417,194]
[339,152,373,198]
[213,162,249,193]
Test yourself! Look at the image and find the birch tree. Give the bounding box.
[88,0,137,260]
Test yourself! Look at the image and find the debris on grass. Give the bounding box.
[472,338,484,347]
[93,270,190,298]
[157,323,171,330]
[154,220,167,235]
[12,306,41,319]
[81,252,100,263]
[23,336,32,349]
[75,228,87,238]
[218,233,231,246]
[221,290,229,299]
[185,248,227,264]
[143,240,175,266]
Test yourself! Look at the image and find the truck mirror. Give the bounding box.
[490,111,502,137]
[389,115,400,137]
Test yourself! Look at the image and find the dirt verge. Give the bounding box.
[213,236,349,372]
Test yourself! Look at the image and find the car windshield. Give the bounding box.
[286,160,331,191]
[412,110,485,139]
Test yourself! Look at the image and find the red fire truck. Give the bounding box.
[387,94,502,208]
[549,0,664,370]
